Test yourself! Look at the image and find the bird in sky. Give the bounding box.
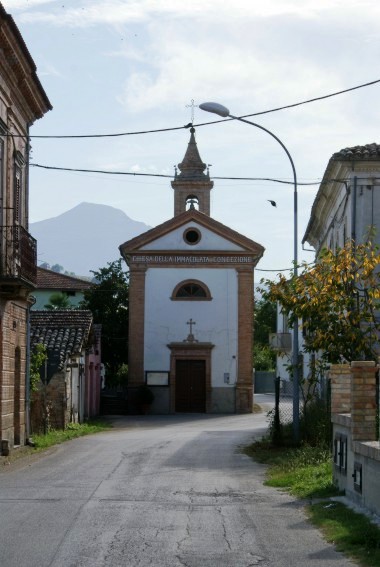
[267,200,277,207]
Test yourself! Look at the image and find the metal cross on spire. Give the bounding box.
[185,99,198,123]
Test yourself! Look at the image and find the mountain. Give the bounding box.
[30,202,151,276]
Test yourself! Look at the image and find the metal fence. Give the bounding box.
[272,375,331,443]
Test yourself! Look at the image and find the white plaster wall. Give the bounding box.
[144,268,238,387]
[141,222,245,251]
[317,171,380,253]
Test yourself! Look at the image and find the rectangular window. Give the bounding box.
[333,433,347,474]
[353,462,362,493]
[14,163,22,225]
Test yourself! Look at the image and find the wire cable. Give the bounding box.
[8,78,380,139]
[30,162,322,185]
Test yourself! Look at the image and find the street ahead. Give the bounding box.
[0,407,353,567]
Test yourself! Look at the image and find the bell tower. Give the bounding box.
[171,128,214,216]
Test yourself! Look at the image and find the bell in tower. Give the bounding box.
[171,128,214,216]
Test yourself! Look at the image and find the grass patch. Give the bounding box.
[245,438,380,565]
[308,501,380,567]
[32,419,112,450]
[244,438,339,499]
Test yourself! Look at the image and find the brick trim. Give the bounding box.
[127,267,146,386]
[236,268,253,413]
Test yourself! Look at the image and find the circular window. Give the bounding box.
[183,227,201,245]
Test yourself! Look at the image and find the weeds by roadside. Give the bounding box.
[309,501,380,567]
[1,420,112,469]
[31,420,112,450]
[244,438,337,499]
[245,436,380,566]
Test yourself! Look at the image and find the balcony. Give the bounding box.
[0,225,37,291]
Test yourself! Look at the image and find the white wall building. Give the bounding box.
[276,143,380,385]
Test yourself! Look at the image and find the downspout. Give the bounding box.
[25,295,36,443]
[351,176,357,244]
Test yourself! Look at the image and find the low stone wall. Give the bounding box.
[31,371,70,433]
[330,362,380,517]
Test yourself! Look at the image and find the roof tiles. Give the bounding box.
[36,267,92,290]
[332,143,380,161]
[30,310,93,370]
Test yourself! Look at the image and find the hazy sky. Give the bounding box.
[3,0,380,276]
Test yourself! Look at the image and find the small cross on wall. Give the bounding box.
[184,318,198,343]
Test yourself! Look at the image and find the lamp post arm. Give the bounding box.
[229,114,298,273]
[229,114,300,442]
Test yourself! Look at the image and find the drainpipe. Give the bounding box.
[25,295,36,443]
[351,176,357,245]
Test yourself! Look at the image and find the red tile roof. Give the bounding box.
[30,310,93,370]
[36,267,92,291]
[332,143,380,161]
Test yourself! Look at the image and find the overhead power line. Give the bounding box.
[30,162,322,185]
[10,78,380,140]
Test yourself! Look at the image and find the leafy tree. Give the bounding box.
[253,296,276,370]
[253,344,275,371]
[30,343,47,392]
[51,264,64,273]
[254,296,276,345]
[261,238,380,364]
[80,259,129,379]
[44,292,72,310]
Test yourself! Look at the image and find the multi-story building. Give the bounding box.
[0,3,51,453]
[275,143,380,385]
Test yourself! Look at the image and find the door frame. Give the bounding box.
[167,342,214,413]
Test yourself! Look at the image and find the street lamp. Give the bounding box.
[199,102,300,442]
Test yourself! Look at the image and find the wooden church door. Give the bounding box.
[175,359,206,412]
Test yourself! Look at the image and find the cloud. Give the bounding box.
[11,0,379,28]
[3,0,56,9]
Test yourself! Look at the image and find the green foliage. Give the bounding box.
[115,364,128,384]
[32,420,112,449]
[254,296,276,345]
[244,440,337,499]
[253,296,276,370]
[261,238,380,363]
[268,398,331,447]
[253,344,275,371]
[80,259,129,377]
[309,502,380,567]
[30,343,47,392]
[44,292,72,310]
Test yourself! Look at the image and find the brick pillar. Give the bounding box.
[128,266,146,386]
[351,361,378,442]
[329,364,351,415]
[236,267,253,413]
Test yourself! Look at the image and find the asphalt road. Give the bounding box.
[0,402,354,567]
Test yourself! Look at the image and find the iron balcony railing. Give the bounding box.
[0,225,37,286]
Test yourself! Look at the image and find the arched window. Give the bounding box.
[171,279,212,301]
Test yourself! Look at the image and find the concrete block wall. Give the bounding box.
[330,362,380,516]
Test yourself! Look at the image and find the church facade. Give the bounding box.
[119,128,264,414]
